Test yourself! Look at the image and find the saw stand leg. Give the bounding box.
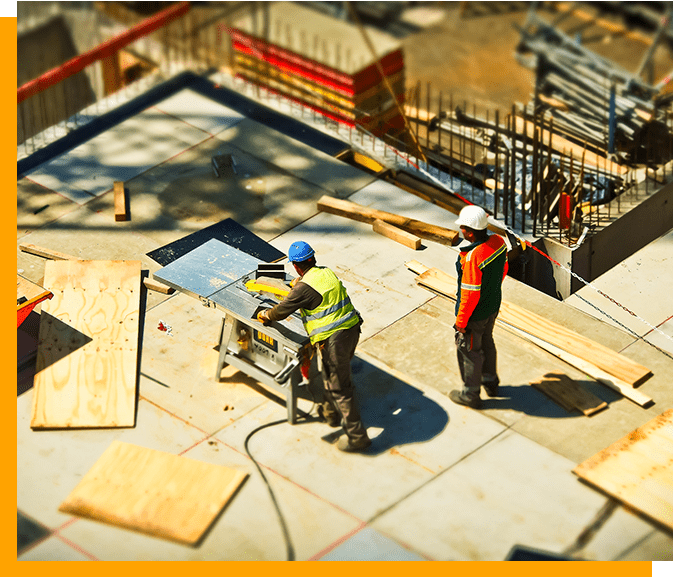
[214,314,302,424]
[215,314,235,380]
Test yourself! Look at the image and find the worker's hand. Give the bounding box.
[453,324,466,334]
[257,310,271,325]
[289,277,298,288]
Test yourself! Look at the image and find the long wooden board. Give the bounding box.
[19,242,80,261]
[407,261,653,389]
[503,323,653,407]
[318,195,460,246]
[31,260,142,429]
[59,441,248,545]
[573,410,673,532]
[530,372,608,416]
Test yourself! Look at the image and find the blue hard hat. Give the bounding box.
[287,241,315,263]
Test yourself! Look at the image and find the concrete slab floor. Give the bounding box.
[16,68,673,562]
[566,228,673,344]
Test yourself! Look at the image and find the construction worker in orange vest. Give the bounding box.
[257,241,371,452]
[450,205,509,409]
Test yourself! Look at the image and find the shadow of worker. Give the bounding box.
[341,356,449,455]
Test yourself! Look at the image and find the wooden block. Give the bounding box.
[17,274,50,306]
[373,219,422,249]
[59,440,248,545]
[573,410,673,532]
[410,264,653,389]
[318,195,460,246]
[114,181,127,222]
[143,277,175,295]
[31,260,142,429]
[19,242,80,261]
[530,372,608,416]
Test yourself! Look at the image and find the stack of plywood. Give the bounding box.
[229,2,405,136]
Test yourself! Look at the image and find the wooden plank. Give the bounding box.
[573,410,673,532]
[31,260,142,429]
[505,323,653,408]
[114,181,128,222]
[373,219,422,249]
[143,277,175,295]
[530,372,608,416]
[411,264,653,390]
[59,440,248,545]
[19,242,80,261]
[317,195,460,246]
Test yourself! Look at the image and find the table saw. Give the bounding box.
[153,238,314,424]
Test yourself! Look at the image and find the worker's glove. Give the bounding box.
[257,309,271,326]
[289,277,298,288]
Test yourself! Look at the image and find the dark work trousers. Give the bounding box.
[455,311,499,397]
[319,321,369,443]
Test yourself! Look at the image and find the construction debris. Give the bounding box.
[516,7,672,163]
[530,371,608,416]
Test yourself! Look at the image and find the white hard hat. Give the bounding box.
[455,205,489,230]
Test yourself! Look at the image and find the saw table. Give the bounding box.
[153,238,313,424]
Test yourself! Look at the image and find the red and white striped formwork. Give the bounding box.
[228,2,406,137]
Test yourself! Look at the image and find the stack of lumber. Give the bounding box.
[406,260,654,407]
[229,1,406,136]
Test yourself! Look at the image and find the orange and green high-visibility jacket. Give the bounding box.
[455,234,508,328]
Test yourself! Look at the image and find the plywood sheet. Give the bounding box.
[573,410,673,531]
[31,260,141,429]
[59,441,248,545]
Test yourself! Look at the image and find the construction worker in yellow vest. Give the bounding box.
[257,241,372,452]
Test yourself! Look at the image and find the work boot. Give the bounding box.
[483,379,500,398]
[449,389,482,409]
[318,403,340,427]
[336,436,372,453]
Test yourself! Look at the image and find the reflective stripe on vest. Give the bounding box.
[299,266,358,344]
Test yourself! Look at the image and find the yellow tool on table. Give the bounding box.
[245,276,292,299]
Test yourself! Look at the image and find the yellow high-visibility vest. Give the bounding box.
[299,266,359,344]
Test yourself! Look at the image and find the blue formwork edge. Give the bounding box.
[17,71,349,179]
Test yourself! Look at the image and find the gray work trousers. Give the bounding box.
[455,312,499,397]
[318,321,369,443]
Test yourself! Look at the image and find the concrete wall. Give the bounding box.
[17,15,96,144]
[525,180,673,300]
